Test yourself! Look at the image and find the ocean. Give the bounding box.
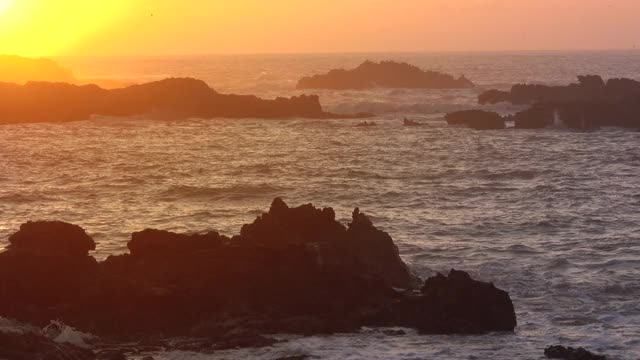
[1,51,639,359]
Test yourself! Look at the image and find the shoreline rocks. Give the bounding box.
[0,78,373,124]
[0,198,516,343]
[297,60,474,90]
[472,75,640,129]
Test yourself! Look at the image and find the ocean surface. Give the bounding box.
[1,51,640,359]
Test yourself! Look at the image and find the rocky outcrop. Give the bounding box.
[0,55,76,84]
[445,110,505,130]
[369,269,516,334]
[544,345,607,360]
[0,78,371,124]
[8,221,96,257]
[476,75,640,129]
[0,199,516,341]
[297,61,474,90]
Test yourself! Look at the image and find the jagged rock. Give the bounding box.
[544,345,607,360]
[445,110,505,130]
[297,60,474,90]
[8,220,95,256]
[370,269,516,334]
[0,78,369,124]
[0,199,516,340]
[0,330,94,360]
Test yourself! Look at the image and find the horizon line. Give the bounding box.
[13,47,640,58]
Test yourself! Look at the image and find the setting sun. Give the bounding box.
[0,0,129,56]
[0,0,13,14]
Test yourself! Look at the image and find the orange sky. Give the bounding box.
[1,0,639,56]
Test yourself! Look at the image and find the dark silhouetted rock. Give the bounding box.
[297,61,474,90]
[0,78,369,124]
[370,269,516,334]
[445,110,505,130]
[8,220,95,257]
[544,345,607,360]
[128,229,226,257]
[0,199,515,341]
[0,330,94,360]
[476,75,640,129]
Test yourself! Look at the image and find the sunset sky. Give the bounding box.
[0,0,639,56]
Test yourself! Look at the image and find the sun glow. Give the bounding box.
[0,0,13,14]
[0,0,130,56]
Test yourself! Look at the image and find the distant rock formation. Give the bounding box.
[445,110,505,130]
[476,75,640,129]
[0,198,516,341]
[0,78,372,124]
[297,60,474,90]
[0,55,76,84]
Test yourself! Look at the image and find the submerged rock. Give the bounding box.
[445,110,505,130]
[297,60,474,90]
[0,199,516,341]
[544,345,607,360]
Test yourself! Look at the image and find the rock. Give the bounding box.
[477,75,640,129]
[0,330,95,360]
[127,229,226,257]
[370,269,516,334]
[275,356,308,360]
[0,199,515,340]
[445,110,505,130]
[0,55,76,84]
[0,78,368,124]
[544,345,607,360]
[297,60,474,90]
[8,220,96,257]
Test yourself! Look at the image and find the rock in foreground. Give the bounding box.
[297,60,474,90]
[0,198,516,340]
